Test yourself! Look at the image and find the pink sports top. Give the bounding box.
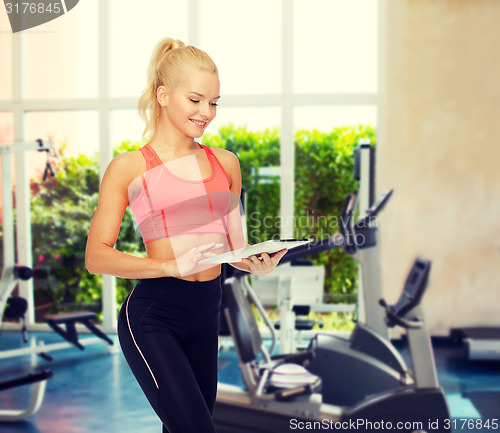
[128,143,232,243]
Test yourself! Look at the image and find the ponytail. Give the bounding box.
[138,38,184,140]
[138,37,218,139]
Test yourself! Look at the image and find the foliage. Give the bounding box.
[294,127,376,302]
[30,150,101,314]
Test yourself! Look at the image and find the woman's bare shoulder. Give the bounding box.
[210,147,240,168]
[210,147,241,191]
[104,150,147,186]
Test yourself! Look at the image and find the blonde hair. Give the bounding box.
[138,37,218,139]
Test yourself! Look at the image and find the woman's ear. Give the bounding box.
[157,85,168,107]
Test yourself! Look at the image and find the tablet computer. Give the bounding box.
[198,239,313,264]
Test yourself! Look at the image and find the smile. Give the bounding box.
[190,119,207,127]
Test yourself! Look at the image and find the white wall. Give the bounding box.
[378,0,500,335]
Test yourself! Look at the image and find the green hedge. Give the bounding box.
[203,125,376,303]
[10,124,375,319]
[30,149,104,315]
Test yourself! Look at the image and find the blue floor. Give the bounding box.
[1,331,499,432]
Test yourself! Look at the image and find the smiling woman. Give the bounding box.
[84,37,286,433]
[136,39,218,140]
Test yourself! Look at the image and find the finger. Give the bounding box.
[269,248,287,258]
[242,256,260,268]
[276,248,288,258]
[250,255,264,264]
[197,242,215,251]
[271,249,288,263]
[192,250,203,263]
[260,253,272,266]
[186,246,198,256]
[201,242,224,252]
[197,242,222,253]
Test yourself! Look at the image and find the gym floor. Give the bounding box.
[1,331,499,433]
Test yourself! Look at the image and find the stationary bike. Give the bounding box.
[246,189,412,406]
[306,190,413,406]
[215,257,451,433]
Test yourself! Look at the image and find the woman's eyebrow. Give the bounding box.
[189,92,220,100]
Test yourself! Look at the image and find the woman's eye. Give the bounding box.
[190,99,199,103]
[211,103,218,107]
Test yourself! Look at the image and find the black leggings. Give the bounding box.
[118,276,221,433]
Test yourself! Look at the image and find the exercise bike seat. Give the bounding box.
[269,363,321,389]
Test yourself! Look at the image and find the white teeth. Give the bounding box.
[190,119,206,126]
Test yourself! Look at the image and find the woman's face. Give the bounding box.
[163,69,220,139]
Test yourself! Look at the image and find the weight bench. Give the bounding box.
[0,311,115,362]
[44,311,114,350]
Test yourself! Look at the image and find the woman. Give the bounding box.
[85,37,286,433]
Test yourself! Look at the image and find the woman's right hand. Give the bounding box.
[175,242,224,277]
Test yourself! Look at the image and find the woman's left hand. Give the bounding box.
[241,249,288,276]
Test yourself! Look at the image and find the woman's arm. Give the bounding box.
[85,153,178,279]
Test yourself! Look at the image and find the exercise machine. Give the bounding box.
[1,263,114,361]
[353,142,376,327]
[249,261,326,353]
[214,258,450,433]
[0,369,53,422]
[304,190,413,406]
[1,139,115,420]
[450,326,500,361]
[0,140,55,420]
[246,190,411,406]
[0,265,53,421]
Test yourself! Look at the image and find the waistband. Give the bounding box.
[138,275,222,293]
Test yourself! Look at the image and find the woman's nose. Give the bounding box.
[199,102,211,118]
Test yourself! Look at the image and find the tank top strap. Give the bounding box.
[139,144,163,170]
[199,144,231,185]
[198,143,215,159]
